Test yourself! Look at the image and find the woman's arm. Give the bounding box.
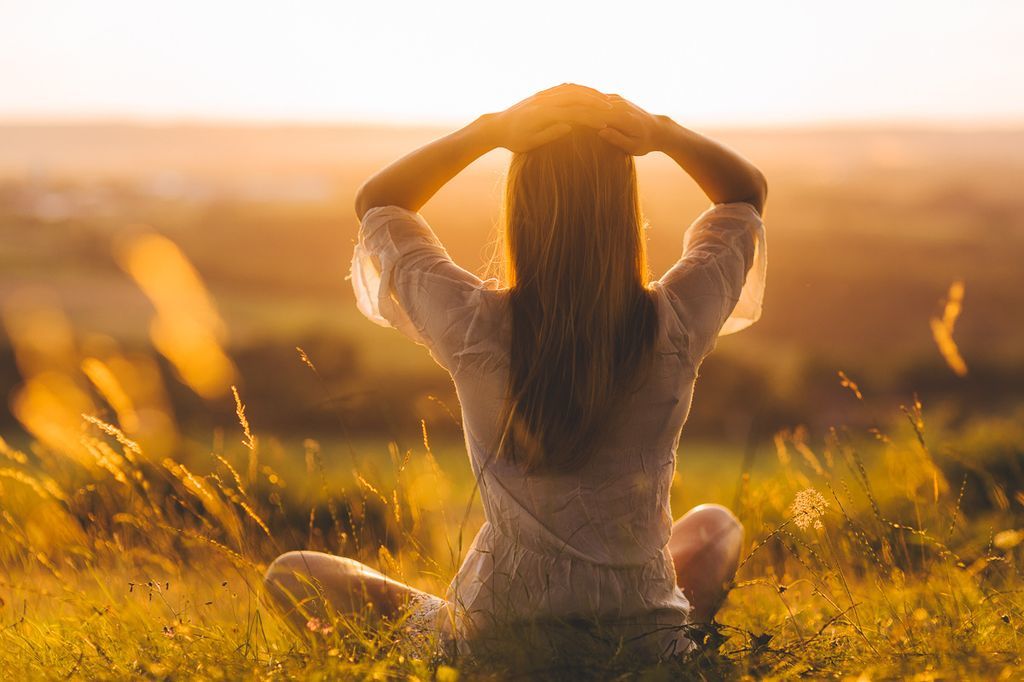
[597,98,767,213]
[354,84,613,220]
[354,117,496,220]
[654,118,767,213]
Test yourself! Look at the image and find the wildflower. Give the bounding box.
[790,488,829,530]
[306,617,334,634]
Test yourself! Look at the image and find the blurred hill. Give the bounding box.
[1,123,1022,444]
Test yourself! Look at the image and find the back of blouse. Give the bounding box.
[351,201,766,568]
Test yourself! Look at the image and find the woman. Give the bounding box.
[265,84,767,661]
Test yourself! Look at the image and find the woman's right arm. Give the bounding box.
[653,118,767,213]
[597,100,767,213]
[597,94,768,348]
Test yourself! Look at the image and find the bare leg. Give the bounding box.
[667,504,744,623]
[263,550,439,632]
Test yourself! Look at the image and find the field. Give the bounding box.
[1,123,1023,679]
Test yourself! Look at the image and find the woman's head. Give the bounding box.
[497,127,658,473]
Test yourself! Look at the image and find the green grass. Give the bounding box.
[2,384,1023,680]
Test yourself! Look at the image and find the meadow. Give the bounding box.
[0,123,1023,679]
[2,376,1023,679]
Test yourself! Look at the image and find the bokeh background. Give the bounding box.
[2,0,1023,505]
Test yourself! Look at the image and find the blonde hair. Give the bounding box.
[496,128,658,474]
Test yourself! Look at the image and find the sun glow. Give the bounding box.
[2,1,1023,126]
[115,231,237,399]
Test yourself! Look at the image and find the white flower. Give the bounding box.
[790,488,829,530]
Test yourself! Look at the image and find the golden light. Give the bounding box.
[10,371,94,463]
[80,335,180,459]
[115,230,237,399]
[2,289,79,377]
[2,291,96,462]
[1,2,1022,126]
[81,356,140,433]
[929,280,968,377]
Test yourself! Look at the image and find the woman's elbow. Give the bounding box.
[353,183,373,220]
[744,169,768,214]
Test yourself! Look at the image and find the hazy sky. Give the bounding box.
[3,0,1023,126]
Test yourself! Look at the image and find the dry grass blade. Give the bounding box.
[929,280,968,377]
[82,414,142,458]
[231,386,257,452]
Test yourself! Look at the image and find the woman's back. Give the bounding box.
[456,283,695,565]
[351,200,765,656]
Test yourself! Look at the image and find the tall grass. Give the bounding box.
[0,367,1022,679]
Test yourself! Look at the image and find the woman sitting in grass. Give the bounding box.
[265,83,767,663]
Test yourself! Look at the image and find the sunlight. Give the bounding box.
[1,3,1023,678]
[116,231,237,399]
[2,1,1023,125]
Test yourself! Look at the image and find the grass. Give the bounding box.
[1,375,1023,681]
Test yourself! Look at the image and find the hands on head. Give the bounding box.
[490,83,662,156]
[355,82,763,219]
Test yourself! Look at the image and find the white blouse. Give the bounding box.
[350,201,766,658]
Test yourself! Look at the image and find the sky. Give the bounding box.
[3,0,1024,126]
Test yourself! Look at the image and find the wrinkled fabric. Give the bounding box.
[351,202,766,658]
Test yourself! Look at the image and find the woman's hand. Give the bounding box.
[488,83,614,153]
[354,84,614,218]
[595,95,665,156]
[592,92,766,210]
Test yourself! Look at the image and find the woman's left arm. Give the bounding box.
[354,117,498,219]
[354,84,613,219]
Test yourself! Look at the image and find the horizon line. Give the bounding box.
[2,113,1024,133]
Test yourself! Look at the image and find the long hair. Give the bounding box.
[496,128,658,474]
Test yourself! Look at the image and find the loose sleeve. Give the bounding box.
[656,201,766,360]
[349,205,485,372]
